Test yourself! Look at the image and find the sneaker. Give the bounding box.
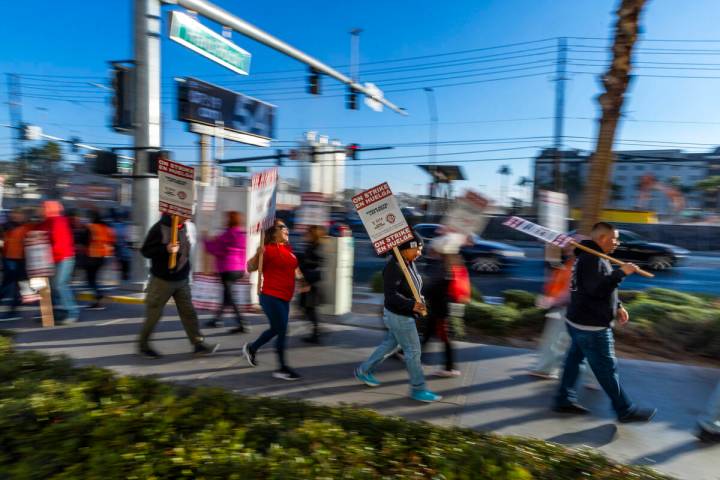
[390,351,405,362]
[552,403,591,415]
[86,303,106,311]
[205,319,222,328]
[242,343,257,367]
[193,342,220,356]
[354,368,381,387]
[273,367,301,381]
[139,347,162,359]
[696,425,720,443]
[302,334,321,344]
[528,370,559,380]
[229,325,251,334]
[432,369,461,378]
[411,390,442,403]
[618,407,657,424]
[58,316,79,325]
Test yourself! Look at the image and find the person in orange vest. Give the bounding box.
[0,208,31,319]
[83,211,116,310]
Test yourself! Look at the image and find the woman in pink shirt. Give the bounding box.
[204,211,248,333]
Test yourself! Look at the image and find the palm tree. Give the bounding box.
[579,0,648,234]
[696,176,720,211]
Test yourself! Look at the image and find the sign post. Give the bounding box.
[538,190,569,265]
[158,159,196,269]
[503,216,655,278]
[352,183,425,309]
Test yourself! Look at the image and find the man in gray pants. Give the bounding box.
[138,214,218,358]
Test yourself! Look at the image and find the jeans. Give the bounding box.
[250,294,290,369]
[534,309,597,385]
[556,323,635,417]
[421,315,455,371]
[0,258,25,311]
[51,257,79,321]
[85,257,105,302]
[699,381,720,434]
[139,276,203,348]
[214,271,245,324]
[359,308,426,392]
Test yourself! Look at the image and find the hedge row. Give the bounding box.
[0,336,671,479]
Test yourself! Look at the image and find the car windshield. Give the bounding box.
[619,230,644,242]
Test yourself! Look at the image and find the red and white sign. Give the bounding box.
[352,182,412,255]
[192,273,253,312]
[248,167,278,233]
[503,216,573,248]
[443,190,490,236]
[24,231,54,278]
[159,159,196,218]
[294,192,330,231]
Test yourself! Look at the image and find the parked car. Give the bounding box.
[413,223,525,273]
[569,229,690,271]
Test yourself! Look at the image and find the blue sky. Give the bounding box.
[2,0,720,203]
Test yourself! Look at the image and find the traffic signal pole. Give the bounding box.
[131,0,162,283]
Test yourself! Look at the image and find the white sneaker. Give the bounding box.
[432,369,461,378]
[528,370,559,380]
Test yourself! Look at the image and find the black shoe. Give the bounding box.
[193,342,220,356]
[273,367,301,381]
[618,407,657,424]
[86,303,106,311]
[696,425,720,443]
[139,347,162,359]
[205,319,222,328]
[229,325,250,334]
[553,403,591,415]
[302,334,320,344]
[390,351,405,362]
[242,343,257,367]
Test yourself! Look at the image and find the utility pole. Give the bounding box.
[553,37,567,192]
[131,0,162,283]
[6,74,23,174]
[199,134,211,183]
[424,87,438,199]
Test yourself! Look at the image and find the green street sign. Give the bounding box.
[224,166,248,173]
[169,11,251,76]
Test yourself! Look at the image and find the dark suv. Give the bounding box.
[413,223,525,273]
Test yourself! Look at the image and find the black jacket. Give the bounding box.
[298,241,322,286]
[422,256,450,320]
[383,256,423,318]
[141,215,192,282]
[566,239,625,328]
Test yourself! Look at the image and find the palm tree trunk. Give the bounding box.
[579,0,648,234]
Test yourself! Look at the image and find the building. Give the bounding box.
[297,132,346,203]
[534,148,709,217]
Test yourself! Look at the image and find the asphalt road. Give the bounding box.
[351,239,720,296]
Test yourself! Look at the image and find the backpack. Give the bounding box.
[447,263,471,304]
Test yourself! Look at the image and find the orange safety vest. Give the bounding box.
[87,223,116,258]
[3,224,30,260]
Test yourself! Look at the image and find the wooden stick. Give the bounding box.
[392,247,427,317]
[169,215,179,269]
[570,241,655,278]
[256,230,265,295]
[39,278,54,328]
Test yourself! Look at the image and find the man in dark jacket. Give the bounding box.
[554,222,656,423]
[354,231,442,403]
[137,214,218,358]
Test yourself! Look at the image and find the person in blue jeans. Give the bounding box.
[554,222,656,423]
[355,232,442,403]
[697,381,720,442]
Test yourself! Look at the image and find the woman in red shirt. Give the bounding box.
[243,224,308,380]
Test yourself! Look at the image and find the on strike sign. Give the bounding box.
[159,159,195,218]
[352,182,412,255]
[248,167,278,233]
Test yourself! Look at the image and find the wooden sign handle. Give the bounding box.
[570,241,655,278]
[392,247,427,317]
[256,230,265,296]
[169,215,179,270]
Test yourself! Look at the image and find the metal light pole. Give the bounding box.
[351,28,362,190]
[131,0,162,283]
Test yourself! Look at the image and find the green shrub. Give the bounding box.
[370,270,384,293]
[502,289,537,310]
[472,286,484,303]
[643,288,707,308]
[619,290,646,304]
[514,307,548,331]
[465,302,521,334]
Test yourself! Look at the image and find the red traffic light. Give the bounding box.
[346,143,360,160]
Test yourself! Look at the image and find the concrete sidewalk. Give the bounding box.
[5,302,719,480]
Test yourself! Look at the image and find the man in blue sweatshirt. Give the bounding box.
[554,222,656,423]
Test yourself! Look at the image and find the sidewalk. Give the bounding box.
[5,300,719,480]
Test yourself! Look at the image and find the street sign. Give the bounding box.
[169,11,251,76]
[363,82,384,112]
[158,158,196,218]
[248,168,278,233]
[352,182,412,255]
[178,77,275,142]
[442,190,490,236]
[224,165,248,173]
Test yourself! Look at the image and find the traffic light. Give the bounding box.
[307,68,321,95]
[92,151,119,175]
[346,143,360,160]
[147,150,171,175]
[276,149,284,166]
[346,87,358,110]
[111,64,134,133]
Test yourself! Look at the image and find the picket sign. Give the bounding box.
[352,183,425,313]
[23,231,54,327]
[503,216,655,278]
[248,168,278,296]
[191,273,253,313]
